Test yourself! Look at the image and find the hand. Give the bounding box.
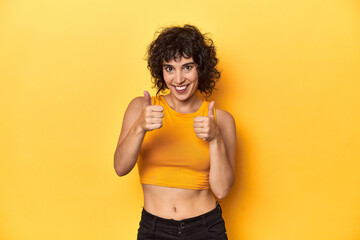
[138,91,164,132]
[193,101,218,141]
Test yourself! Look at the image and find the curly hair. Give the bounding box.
[146,24,220,97]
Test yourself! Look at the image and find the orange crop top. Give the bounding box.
[137,95,216,190]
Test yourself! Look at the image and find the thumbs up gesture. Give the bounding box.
[193,101,218,141]
[139,91,164,132]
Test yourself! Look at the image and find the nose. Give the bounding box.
[174,71,185,84]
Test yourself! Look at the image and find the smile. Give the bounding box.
[173,84,190,93]
[175,85,188,90]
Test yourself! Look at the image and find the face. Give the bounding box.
[162,57,199,101]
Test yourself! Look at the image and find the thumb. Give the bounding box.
[143,91,152,106]
[208,101,215,118]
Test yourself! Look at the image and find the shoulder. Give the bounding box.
[122,96,148,121]
[214,108,236,133]
[215,108,235,125]
[127,96,155,112]
[128,95,160,108]
[128,96,147,108]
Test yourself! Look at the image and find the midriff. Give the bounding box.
[142,184,217,220]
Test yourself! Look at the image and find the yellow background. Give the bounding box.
[1,0,360,239]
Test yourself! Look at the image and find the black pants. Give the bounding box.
[137,202,228,240]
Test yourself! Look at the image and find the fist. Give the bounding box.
[140,91,164,131]
[193,101,218,141]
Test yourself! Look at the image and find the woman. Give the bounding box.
[114,24,236,240]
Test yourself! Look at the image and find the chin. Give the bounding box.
[175,91,195,101]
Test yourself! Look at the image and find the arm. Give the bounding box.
[114,92,164,176]
[208,109,236,199]
[193,104,236,199]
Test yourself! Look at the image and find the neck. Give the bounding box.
[165,92,203,114]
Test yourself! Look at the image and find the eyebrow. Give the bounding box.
[162,62,196,67]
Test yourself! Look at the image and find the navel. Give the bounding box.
[172,206,177,212]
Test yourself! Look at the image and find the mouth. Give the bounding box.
[173,84,190,93]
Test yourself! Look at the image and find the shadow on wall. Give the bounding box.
[211,55,248,239]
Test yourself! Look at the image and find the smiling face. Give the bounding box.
[162,57,199,102]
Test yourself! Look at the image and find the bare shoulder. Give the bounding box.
[123,96,149,123]
[215,108,236,128]
[116,96,147,146]
[128,96,148,109]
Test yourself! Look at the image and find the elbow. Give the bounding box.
[114,148,129,177]
[114,155,130,177]
[213,178,235,200]
[215,193,227,200]
[114,167,128,177]
[114,163,122,176]
[214,188,230,200]
[114,160,131,177]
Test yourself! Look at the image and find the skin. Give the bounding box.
[114,57,236,220]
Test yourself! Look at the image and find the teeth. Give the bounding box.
[175,85,187,90]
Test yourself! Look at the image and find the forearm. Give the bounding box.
[114,119,146,176]
[208,130,235,199]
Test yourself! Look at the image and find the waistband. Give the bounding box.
[141,201,222,226]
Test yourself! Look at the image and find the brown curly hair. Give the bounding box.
[146,24,221,97]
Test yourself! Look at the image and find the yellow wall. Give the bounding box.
[1,0,359,239]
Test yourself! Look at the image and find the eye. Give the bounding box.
[164,66,173,72]
[184,65,193,70]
